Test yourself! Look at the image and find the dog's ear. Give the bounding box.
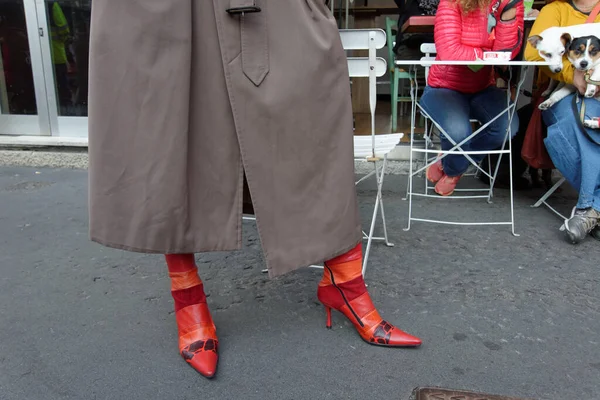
[590,36,600,51]
[560,33,572,48]
[527,35,543,48]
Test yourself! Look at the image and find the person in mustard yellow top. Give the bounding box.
[524,0,600,244]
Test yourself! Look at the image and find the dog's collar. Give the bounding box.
[585,69,600,85]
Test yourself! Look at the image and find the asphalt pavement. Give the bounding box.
[1,163,599,400]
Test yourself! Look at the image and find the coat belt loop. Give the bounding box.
[229,0,269,86]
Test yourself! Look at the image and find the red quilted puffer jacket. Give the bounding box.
[428,0,524,93]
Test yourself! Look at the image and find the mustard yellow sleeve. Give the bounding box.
[524,4,574,84]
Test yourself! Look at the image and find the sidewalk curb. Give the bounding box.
[0,148,417,175]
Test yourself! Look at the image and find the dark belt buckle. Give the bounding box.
[226,6,261,14]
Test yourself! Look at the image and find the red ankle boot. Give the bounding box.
[317,244,422,347]
[166,254,218,378]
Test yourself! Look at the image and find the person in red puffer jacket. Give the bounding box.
[421,0,524,196]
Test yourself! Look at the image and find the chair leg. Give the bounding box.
[362,162,380,277]
[424,153,433,195]
[392,69,399,132]
[532,177,566,208]
[507,129,519,237]
[423,122,435,195]
[404,84,417,230]
[376,156,394,247]
[403,153,411,201]
[486,155,493,202]
[399,79,405,118]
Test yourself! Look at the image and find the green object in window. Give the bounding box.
[468,64,484,72]
[50,2,70,65]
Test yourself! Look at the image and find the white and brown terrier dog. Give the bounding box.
[528,23,600,74]
[528,27,600,129]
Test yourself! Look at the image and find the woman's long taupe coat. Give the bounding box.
[88,0,361,277]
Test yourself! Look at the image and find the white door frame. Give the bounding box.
[35,0,88,138]
[0,0,50,136]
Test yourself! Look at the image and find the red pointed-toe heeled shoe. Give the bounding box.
[317,244,422,347]
[166,254,219,378]
[176,303,219,378]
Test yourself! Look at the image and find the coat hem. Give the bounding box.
[265,226,363,278]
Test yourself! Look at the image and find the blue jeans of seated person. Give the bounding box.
[542,94,600,212]
[419,86,519,177]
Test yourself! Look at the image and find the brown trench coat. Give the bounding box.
[88,0,362,277]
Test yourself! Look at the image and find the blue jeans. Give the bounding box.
[419,86,519,177]
[542,94,600,212]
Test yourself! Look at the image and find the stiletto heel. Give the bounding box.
[325,306,332,329]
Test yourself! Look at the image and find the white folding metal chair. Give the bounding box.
[404,43,519,236]
[249,28,402,276]
[531,176,568,223]
[405,44,489,198]
[337,29,402,275]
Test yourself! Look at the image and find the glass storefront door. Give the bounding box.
[0,0,101,140]
[37,0,90,137]
[0,0,48,135]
